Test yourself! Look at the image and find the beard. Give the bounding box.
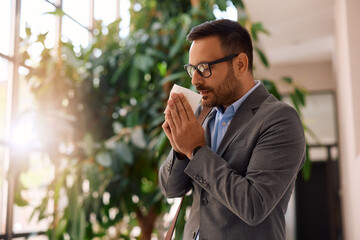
[198,65,241,108]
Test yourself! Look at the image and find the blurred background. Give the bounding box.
[0,0,359,239]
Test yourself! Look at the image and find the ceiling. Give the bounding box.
[243,0,335,65]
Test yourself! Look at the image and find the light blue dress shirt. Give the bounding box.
[196,80,260,240]
[209,80,260,152]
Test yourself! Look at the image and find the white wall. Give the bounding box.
[334,0,360,239]
[254,60,335,94]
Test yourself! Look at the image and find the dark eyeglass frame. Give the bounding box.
[183,53,240,78]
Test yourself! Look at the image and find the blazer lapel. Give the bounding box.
[203,108,217,147]
[216,83,270,156]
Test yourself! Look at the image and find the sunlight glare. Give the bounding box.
[11,115,39,149]
[120,0,130,38]
[0,59,9,82]
[213,1,238,21]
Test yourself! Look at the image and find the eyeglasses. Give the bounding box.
[184,53,239,78]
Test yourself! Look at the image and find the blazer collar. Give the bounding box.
[214,82,271,156]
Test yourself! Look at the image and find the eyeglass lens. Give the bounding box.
[186,63,211,78]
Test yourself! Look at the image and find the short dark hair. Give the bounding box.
[186,19,253,73]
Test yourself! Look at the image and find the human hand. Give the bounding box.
[163,93,205,159]
[162,120,186,159]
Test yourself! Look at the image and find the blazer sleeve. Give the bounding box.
[184,103,306,226]
[158,105,203,198]
[158,149,193,198]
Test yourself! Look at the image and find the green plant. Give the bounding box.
[17,0,310,239]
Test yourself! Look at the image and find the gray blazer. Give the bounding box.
[159,83,306,240]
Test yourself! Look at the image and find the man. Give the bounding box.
[159,19,305,240]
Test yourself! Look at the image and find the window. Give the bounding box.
[0,0,126,239]
[62,16,90,48]
[0,0,11,55]
[0,145,8,235]
[63,0,90,27]
[20,0,56,43]
[0,59,8,141]
[94,0,117,26]
[284,92,338,161]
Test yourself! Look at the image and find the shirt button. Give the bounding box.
[222,122,226,126]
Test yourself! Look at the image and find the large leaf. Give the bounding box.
[30,197,48,221]
[161,71,188,84]
[129,65,140,90]
[96,151,112,168]
[25,24,32,37]
[114,142,134,165]
[254,46,269,68]
[262,79,282,101]
[232,0,245,9]
[251,22,270,42]
[14,181,29,207]
[110,60,131,84]
[43,9,66,17]
[295,88,306,107]
[282,76,293,84]
[55,218,68,239]
[169,27,188,58]
[83,162,101,190]
[131,127,147,149]
[83,133,95,157]
[157,62,168,77]
[36,32,49,45]
[216,0,227,11]
[134,54,155,72]
[301,143,312,181]
[289,92,301,116]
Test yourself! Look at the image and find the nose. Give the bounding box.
[191,71,204,87]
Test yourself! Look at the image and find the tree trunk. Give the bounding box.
[137,206,159,240]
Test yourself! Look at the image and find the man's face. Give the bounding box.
[189,36,241,109]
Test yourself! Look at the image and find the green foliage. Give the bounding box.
[17,0,312,239]
[232,0,245,9]
[261,78,283,101]
[301,143,312,181]
[254,46,269,68]
[251,22,270,42]
[19,1,214,238]
[14,181,30,207]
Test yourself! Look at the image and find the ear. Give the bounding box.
[234,53,249,74]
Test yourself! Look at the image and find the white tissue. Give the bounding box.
[165,84,202,113]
